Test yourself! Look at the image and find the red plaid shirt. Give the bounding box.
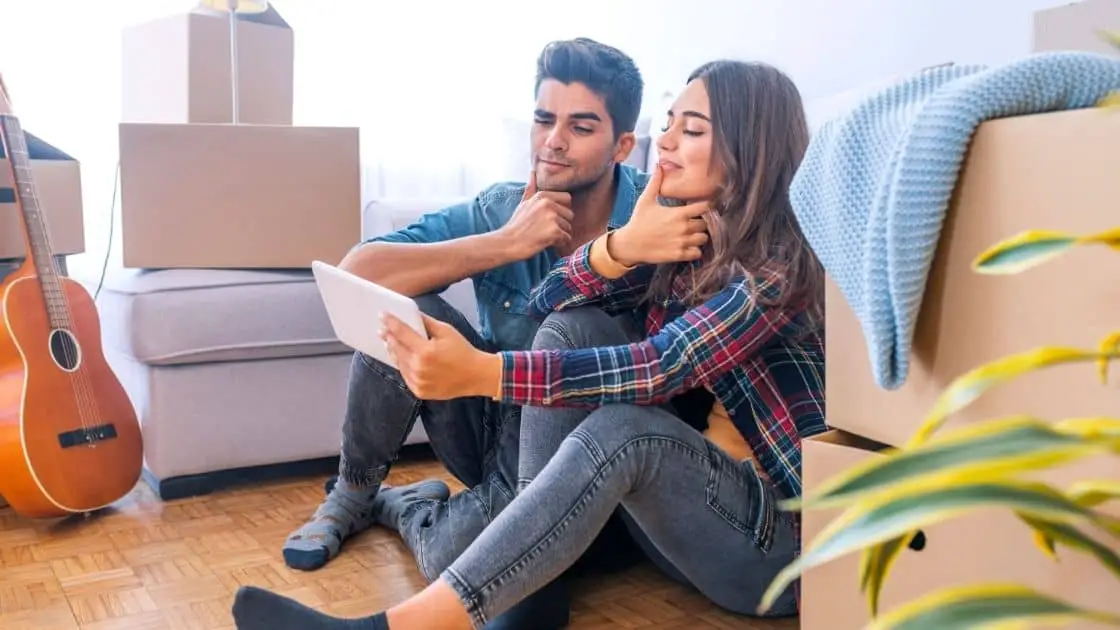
[497,241,828,505]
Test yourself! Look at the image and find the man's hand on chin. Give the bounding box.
[380,313,502,401]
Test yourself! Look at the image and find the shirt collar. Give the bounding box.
[608,163,648,229]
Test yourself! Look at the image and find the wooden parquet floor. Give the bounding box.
[0,458,799,630]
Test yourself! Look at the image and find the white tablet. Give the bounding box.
[311,260,428,370]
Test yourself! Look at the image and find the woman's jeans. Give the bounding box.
[439,307,800,628]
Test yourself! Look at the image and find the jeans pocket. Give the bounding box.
[703,443,774,551]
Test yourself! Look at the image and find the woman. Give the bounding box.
[231,60,827,630]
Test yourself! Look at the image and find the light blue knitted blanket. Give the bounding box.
[790,51,1120,391]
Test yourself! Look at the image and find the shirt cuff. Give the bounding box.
[495,350,519,403]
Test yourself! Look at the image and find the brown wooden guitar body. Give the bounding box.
[0,266,143,518]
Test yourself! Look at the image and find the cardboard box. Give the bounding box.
[117,123,360,269]
[826,108,1120,447]
[801,430,1120,630]
[1033,0,1120,55]
[121,6,294,125]
[0,131,85,261]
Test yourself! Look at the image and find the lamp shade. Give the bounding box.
[199,0,269,13]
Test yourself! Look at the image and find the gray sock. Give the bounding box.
[371,480,450,531]
[282,477,378,571]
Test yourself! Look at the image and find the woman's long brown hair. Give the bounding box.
[647,60,824,330]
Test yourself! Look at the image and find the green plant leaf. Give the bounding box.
[1054,416,1120,439]
[788,415,1120,512]
[972,228,1120,275]
[972,230,1076,274]
[1024,482,1120,561]
[1021,511,1060,560]
[1017,512,1120,582]
[909,345,1120,446]
[860,533,917,617]
[863,583,1120,630]
[1068,480,1120,509]
[1099,331,1120,385]
[758,479,1120,614]
[1099,28,1120,50]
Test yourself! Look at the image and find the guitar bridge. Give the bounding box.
[57,424,118,448]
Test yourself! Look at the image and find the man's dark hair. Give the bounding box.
[534,38,643,138]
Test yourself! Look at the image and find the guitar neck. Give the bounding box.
[1,113,68,326]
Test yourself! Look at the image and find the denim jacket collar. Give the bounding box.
[609,163,647,230]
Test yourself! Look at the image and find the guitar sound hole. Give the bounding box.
[48,329,81,372]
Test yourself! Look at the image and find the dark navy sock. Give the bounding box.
[232,585,389,630]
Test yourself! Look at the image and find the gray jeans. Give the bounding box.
[441,307,801,627]
[339,294,521,581]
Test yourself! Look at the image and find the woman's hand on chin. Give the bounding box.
[380,313,502,401]
[613,165,711,266]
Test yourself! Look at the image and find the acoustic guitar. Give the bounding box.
[0,75,143,518]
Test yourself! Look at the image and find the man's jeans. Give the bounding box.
[440,307,801,627]
[338,294,521,581]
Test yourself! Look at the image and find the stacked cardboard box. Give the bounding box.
[0,128,84,262]
[118,5,360,269]
[802,3,1120,627]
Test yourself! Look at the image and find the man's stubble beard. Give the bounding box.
[539,157,615,197]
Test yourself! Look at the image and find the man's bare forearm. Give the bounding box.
[339,232,523,297]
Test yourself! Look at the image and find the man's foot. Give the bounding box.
[282,478,379,571]
[232,585,388,630]
[372,480,451,531]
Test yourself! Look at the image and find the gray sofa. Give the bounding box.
[84,206,453,500]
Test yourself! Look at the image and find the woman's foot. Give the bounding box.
[232,585,389,629]
[232,580,473,630]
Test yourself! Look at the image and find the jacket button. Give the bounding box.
[503,301,511,309]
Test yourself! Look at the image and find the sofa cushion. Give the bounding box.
[93,268,348,366]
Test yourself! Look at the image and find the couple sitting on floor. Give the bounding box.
[232,37,828,630]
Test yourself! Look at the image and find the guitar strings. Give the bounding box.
[20,124,101,438]
[8,122,92,435]
[5,117,100,441]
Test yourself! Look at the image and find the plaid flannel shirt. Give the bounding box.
[496,240,828,505]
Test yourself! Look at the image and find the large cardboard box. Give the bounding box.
[117,123,360,269]
[121,6,294,125]
[801,430,1120,629]
[1033,0,1120,55]
[826,108,1120,447]
[0,131,84,261]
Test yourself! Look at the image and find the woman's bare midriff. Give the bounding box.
[703,400,772,483]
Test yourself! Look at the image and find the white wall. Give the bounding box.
[612,0,1073,104]
[268,0,1075,127]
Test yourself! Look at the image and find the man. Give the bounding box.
[283,38,650,627]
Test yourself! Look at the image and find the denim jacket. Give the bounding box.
[367,164,650,351]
